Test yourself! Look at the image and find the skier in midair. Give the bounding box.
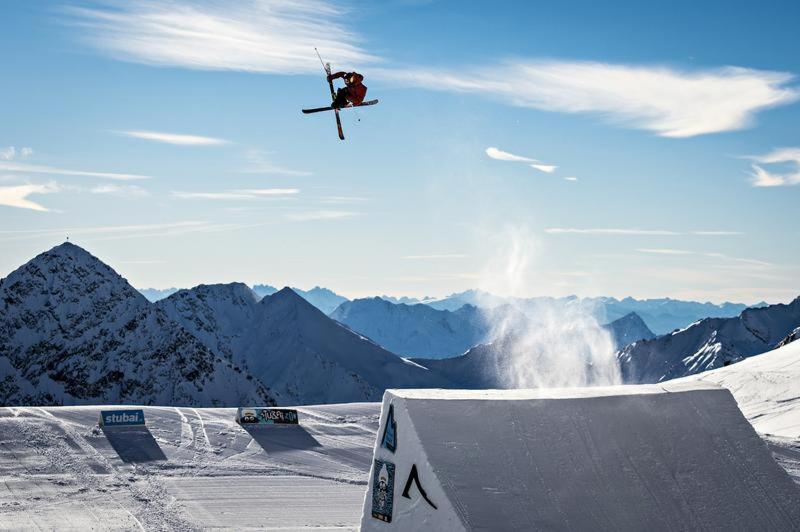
[328,71,368,109]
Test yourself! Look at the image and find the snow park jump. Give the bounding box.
[360,383,800,531]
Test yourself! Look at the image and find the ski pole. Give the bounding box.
[314,47,326,71]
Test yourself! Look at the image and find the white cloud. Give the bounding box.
[173,188,299,200]
[90,184,149,197]
[286,210,357,221]
[381,61,798,137]
[118,130,229,146]
[486,147,537,163]
[237,188,299,196]
[0,161,150,181]
[0,147,15,161]
[563,176,578,181]
[703,252,773,268]
[402,254,469,260]
[530,164,557,173]
[746,147,800,187]
[546,228,681,236]
[637,248,693,255]
[0,183,59,212]
[67,0,376,74]
[19,147,34,159]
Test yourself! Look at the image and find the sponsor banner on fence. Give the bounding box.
[236,407,299,425]
[100,409,146,427]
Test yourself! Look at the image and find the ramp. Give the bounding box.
[360,383,800,531]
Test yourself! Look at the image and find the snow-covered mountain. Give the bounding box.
[137,287,180,302]
[251,283,278,299]
[604,312,655,349]
[423,289,756,335]
[252,284,347,314]
[157,285,453,405]
[618,297,800,383]
[0,243,273,407]
[330,298,517,358]
[292,286,349,314]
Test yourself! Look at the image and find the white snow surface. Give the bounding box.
[2,343,800,530]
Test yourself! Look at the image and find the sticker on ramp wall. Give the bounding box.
[371,459,395,522]
[381,404,397,453]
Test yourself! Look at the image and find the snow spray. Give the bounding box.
[477,225,621,388]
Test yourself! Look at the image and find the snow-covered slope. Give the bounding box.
[604,311,655,349]
[158,285,454,405]
[618,297,800,383]
[330,298,520,358]
[680,339,800,439]
[0,243,272,407]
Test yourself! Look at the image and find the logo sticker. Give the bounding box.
[371,459,395,522]
[381,404,397,453]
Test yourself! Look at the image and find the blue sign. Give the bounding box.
[381,404,397,453]
[100,409,145,427]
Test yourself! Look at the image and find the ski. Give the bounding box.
[322,61,345,140]
[302,99,379,114]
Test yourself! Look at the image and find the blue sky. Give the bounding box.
[1,0,798,303]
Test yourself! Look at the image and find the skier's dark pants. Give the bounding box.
[333,88,350,109]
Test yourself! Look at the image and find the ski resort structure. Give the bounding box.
[361,383,800,531]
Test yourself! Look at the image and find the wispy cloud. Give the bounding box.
[703,252,773,268]
[548,228,742,236]
[745,147,800,187]
[173,188,299,200]
[0,183,59,212]
[0,220,261,242]
[530,164,557,173]
[563,176,578,182]
[382,61,798,137]
[91,184,149,197]
[0,161,150,181]
[66,0,376,74]
[402,254,469,260]
[691,230,743,236]
[241,150,311,177]
[286,210,357,221]
[118,130,229,146]
[546,228,681,236]
[0,146,34,161]
[319,196,369,204]
[485,147,537,163]
[637,248,693,255]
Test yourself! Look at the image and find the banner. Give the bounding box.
[100,409,145,427]
[237,407,299,425]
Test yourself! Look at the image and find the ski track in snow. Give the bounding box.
[0,404,379,530]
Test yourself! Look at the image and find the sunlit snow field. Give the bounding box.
[2,340,800,530]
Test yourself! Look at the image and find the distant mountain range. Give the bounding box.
[331,298,654,358]
[618,297,800,383]
[141,285,760,335]
[157,284,451,405]
[3,243,796,407]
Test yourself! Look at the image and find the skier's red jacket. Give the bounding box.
[331,72,367,106]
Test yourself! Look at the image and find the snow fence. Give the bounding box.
[360,382,800,531]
